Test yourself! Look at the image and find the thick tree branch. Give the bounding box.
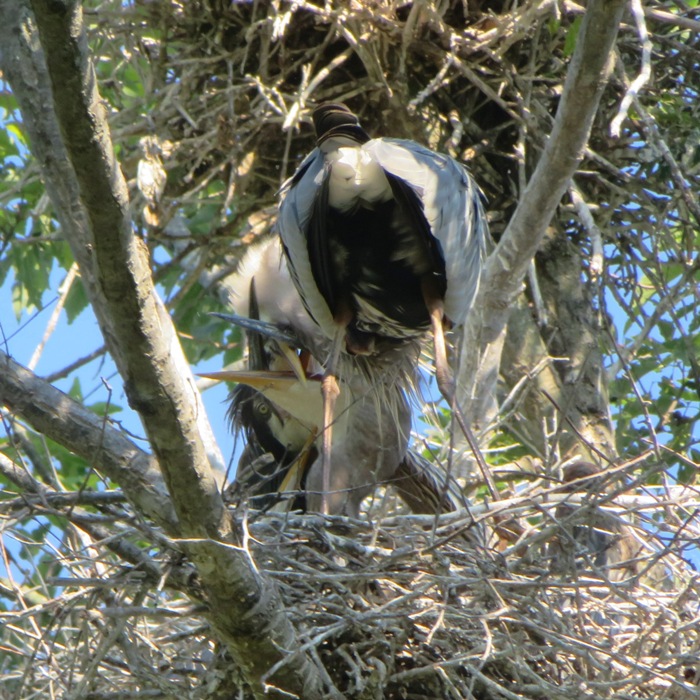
[0,349,178,532]
[1,3,324,695]
[26,0,225,539]
[458,0,626,431]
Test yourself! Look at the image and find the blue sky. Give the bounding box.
[0,265,238,479]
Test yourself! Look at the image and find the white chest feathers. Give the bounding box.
[325,146,393,211]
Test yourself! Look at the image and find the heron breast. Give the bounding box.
[327,147,392,210]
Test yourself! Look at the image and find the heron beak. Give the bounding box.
[276,342,308,384]
[210,312,300,346]
[197,366,320,393]
[196,370,314,392]
[211,312,307,382]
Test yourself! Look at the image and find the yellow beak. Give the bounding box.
[197,370,318,392]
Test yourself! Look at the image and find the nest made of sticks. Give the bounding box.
[3,472,698,700]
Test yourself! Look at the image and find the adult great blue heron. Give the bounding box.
[277,104,489,506]
[278,103,488,393]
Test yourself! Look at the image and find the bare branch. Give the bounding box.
[644,6,700,33]
[28,262,79,370]
[569,181,604,278]
[610,0,652,138]
[0,348,178,532]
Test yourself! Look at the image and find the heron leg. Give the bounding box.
[320,326,345,514]
[427,301,455,399]
[426,297,500,501]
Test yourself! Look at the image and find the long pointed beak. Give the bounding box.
[211,312,300,346]
[211,312,307,382]
[197,369,316,392]
[276,343,307,384]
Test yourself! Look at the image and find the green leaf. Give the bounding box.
[0,127,19,158]
[10,242,54,314]
[63,276,90,323]
[44,437,94,488]
[564,16,582,58]
[87,400,123,416]
[6,122,27,147]
[547,17,560,36]
[67,377,83,401]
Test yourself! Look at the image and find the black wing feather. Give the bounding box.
[385,172,447,298]
[307,174,341,317]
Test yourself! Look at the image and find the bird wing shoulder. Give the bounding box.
[278,148,336,334]
[279,149,325,229]
[367,138,489,324]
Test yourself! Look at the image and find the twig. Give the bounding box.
[611,0,652,138]
[42,344,107,383]
[28,262,79,371]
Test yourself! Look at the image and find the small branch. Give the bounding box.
[644,7,700,33]
[569,181,604,278]
[28,261,78,371]
[0,489,126,514]
[42,344,107,383]
[527,262,548,327]
[610,0,652,138]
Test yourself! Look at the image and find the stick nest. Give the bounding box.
[3,480,699,699]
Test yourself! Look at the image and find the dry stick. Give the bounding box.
[28,262,78,371]
[540,390,615,466]
[610,0,652,138]
[569,181,604,279]
[631,91,700,228]
[451,398,500,501]
[429,294,500,500]
[603,317,664,462]
[42,345,107,383]
[644,7,700,32]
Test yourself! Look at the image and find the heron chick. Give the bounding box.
[207,238,414,516]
